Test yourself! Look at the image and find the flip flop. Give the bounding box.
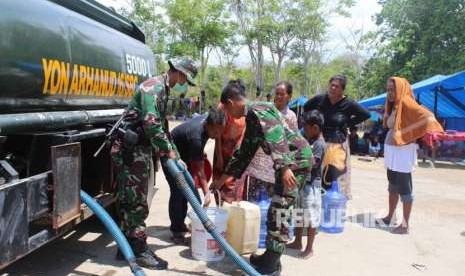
[171,235,190,245]
[375,217,392,226]
[391,226,409,235]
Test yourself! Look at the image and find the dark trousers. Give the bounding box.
[161,158,188,233]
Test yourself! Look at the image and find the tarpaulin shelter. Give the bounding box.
[358,71,465,130]
[288,96,308,119]
[289,96,308,109]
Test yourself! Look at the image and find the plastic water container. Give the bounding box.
[320,181,347,233]
[222,201,260,254]
[255,188,271,248]
[189,207,228,261]
[288,221,295,240]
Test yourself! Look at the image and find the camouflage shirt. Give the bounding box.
[126,74,174,151]
[224,101,312,179]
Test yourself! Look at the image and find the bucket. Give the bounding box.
[188,207,228,261]
[320,181,347,233]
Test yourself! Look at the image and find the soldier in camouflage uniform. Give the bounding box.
[211,82,313,275]
[111,57,198,269]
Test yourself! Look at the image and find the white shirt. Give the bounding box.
[384,109,418,173]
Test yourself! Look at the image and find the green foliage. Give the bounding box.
[120,0,167,68]
[361,0,465,97]
[164,0,234,90]
[164,0,231,56]
[203,66,225,106]
[121,0,368,105]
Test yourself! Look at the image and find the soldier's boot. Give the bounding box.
[116,237,168,270]
[135,250,167,270]
[115,248,124,261]
[145,247,169,269]
[250,250,282,275]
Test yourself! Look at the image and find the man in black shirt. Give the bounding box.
[161,108,226,243]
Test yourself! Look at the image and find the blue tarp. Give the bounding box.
[358,71,465,118]
[358,74,447,108]
[359,92,387,108]
[370,110,382,121]
[288,96,308,109]
[446,118,465,131]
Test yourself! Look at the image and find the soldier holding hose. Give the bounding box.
[111,57,199,270]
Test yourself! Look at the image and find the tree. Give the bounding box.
[290,0,354,97]
[361,0,465,96]
[230,0,267,97]
[120,0,167,71]
[260,0,300,82]
[215,36,241,87]
[340,27,371,99]
[164,0,233,90]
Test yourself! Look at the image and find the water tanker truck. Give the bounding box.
[0,0,156,268]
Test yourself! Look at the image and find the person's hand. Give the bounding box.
[281,167,297,193]
[177,159,187,170]
[167,150,177,160]
[222,195,234,204]
[210,178,224,192]
[203,190,212,207]
[210,174,233,192]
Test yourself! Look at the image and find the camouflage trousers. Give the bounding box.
[265,170,307,254]
[111,140,153,241]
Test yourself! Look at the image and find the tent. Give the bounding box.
[288,96,308,109]
[288,96,308,120]
[358,92,387,108]
[369,110,382,121]
[359,74,447,108]
[358,71,465,119]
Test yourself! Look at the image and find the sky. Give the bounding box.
[96,0,382,66]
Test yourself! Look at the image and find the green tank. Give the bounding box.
[0,0,156,114]
[0,0,158,269]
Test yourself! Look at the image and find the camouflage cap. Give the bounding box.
[168,56,199,86]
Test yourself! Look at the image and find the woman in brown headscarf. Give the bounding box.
[377,77,443,234]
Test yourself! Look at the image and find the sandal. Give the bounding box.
[391,225,409,235]
[171,232,189,245]
[375,217,393,227]
[171,235,189,245]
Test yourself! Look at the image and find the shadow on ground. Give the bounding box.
[4,220,183,276]
[176,248,247,276]
[3,219,126,276]
[146,225,175,244]
[346,212,395,233]
[418,160,465,170]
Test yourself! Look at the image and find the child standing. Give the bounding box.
[287,110,325,259]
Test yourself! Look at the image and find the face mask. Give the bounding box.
[173,82,188,93]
